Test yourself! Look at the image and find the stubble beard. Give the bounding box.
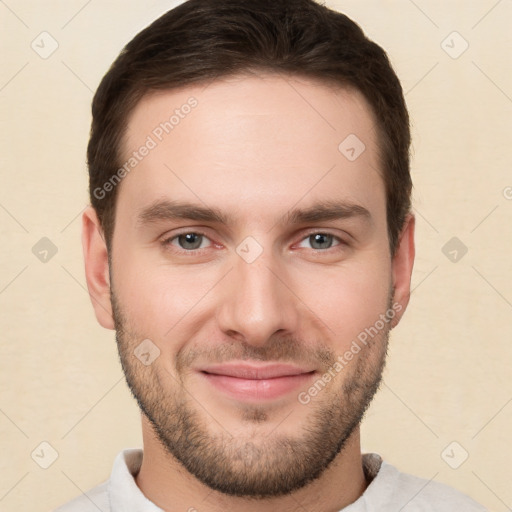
[111,289,391,498]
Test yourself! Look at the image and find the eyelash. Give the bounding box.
[160,230,348,255]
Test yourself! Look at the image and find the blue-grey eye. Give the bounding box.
[296,233,343,250]
[176,233,205,250]
[309,233,335,250]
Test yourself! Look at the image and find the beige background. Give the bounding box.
[0,1,511,510]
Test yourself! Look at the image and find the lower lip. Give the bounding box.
[200,371,316,401]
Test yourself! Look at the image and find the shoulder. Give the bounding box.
[359,454,488,511]
[53,480,110,512]
[377,459,488,511]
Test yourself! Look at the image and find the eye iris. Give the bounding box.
[178,233,202,250]
[310,233,332,250]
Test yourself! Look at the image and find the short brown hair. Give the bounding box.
[88,0,412,255]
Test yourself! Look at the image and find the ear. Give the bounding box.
[390,213,415,328]
[81,206,115,329]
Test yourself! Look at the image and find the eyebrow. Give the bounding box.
[136,199,372,228]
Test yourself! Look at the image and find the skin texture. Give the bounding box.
[82,73,415,512]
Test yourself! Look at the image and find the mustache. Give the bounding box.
[111,294,336,373]
[175,335,337,374]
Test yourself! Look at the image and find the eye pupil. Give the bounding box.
[178,233,202,250]
[173,233,337,252]
[310,233,332,250]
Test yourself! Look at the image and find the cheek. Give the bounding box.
[112,228,392,355]
[295,258,391,348]
[112,253,219,339]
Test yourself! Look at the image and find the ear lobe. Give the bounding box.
[390,214,415,329]
[81,206,115,330]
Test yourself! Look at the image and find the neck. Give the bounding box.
[135,415,368,512]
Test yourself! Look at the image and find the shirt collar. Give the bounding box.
[107,448,384,511]
[108,448,163,511]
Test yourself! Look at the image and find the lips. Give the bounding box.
[200,363,315,379]
[197,362,316,401]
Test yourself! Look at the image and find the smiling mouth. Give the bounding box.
[197,362,317,401]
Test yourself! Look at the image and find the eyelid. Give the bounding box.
[294,230,347,249]
[161,229,215,252]
[161,228,349,255]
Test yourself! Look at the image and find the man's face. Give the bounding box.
[104,74,409,497]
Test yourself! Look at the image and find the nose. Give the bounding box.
[216,248,301,347]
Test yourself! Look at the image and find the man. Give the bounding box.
[57,0,487,510]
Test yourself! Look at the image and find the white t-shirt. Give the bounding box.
[54,448,487,511]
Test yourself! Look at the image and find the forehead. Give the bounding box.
[117,73,385,229]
